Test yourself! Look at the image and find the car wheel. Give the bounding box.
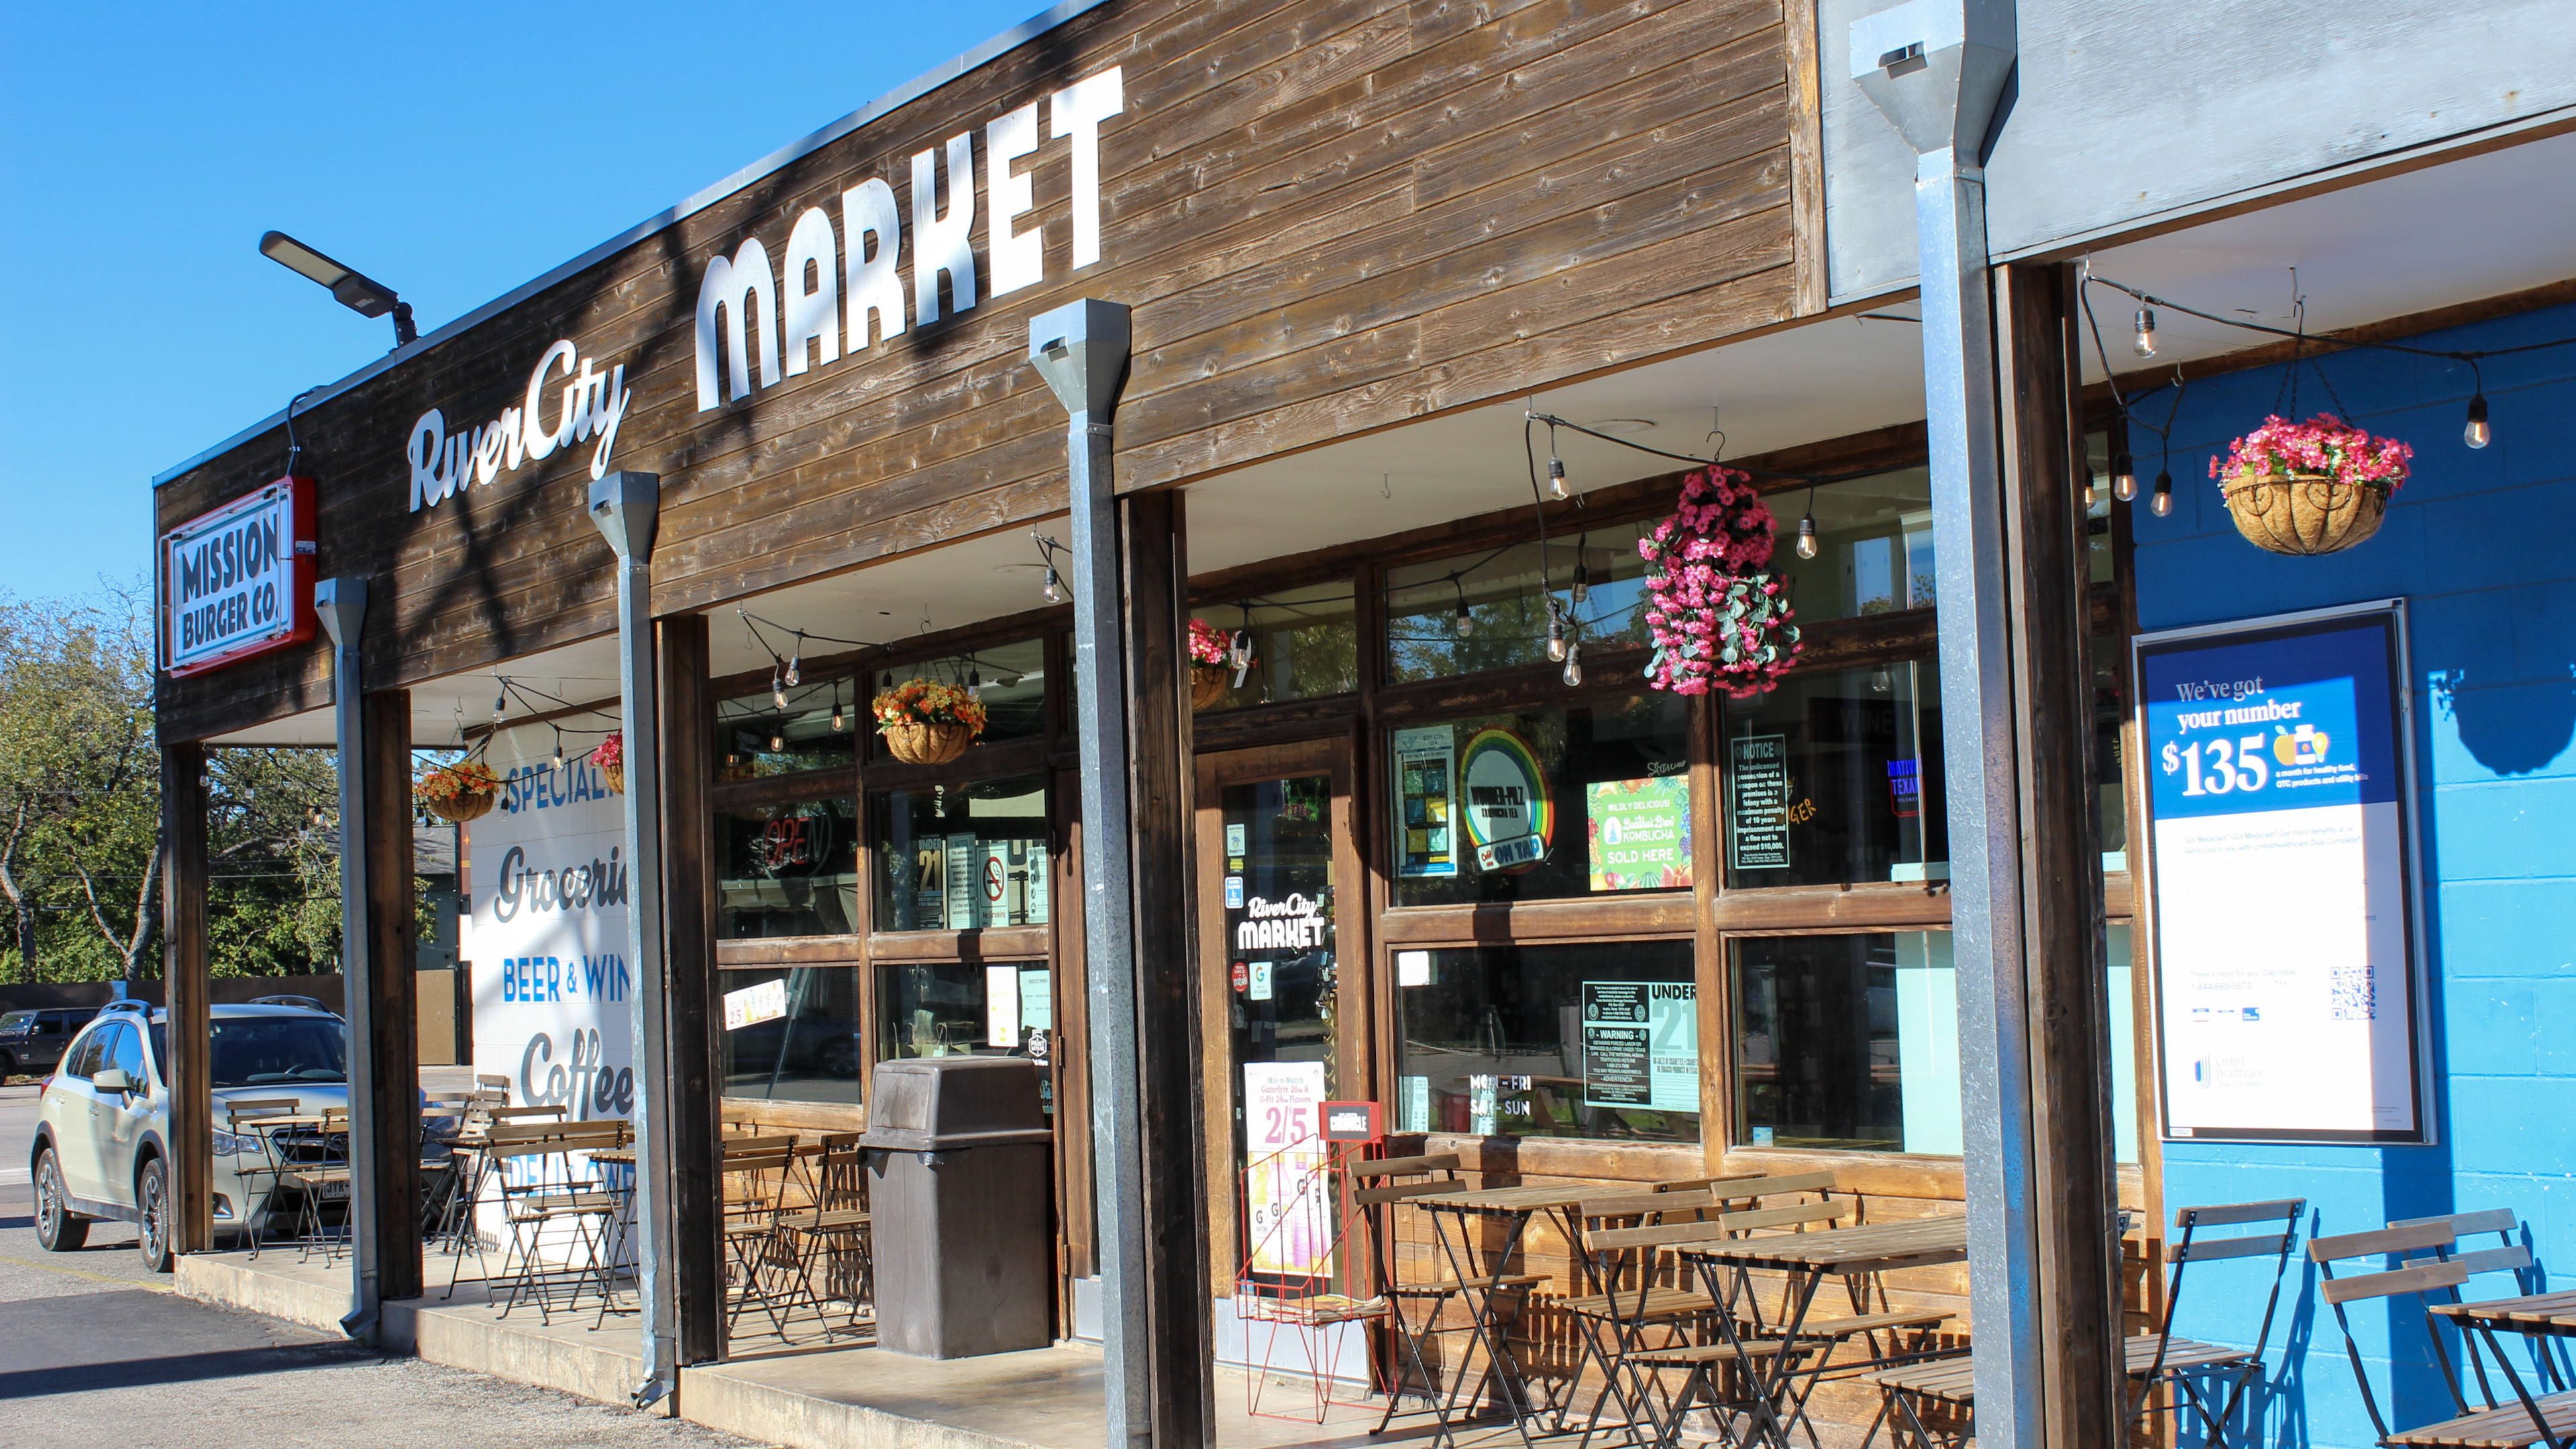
[34,1147,88,1252]
[0,1051,17,1079]
[136,1156,173,1273]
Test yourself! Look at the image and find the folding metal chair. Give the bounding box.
[488,1119,626,1324]
[1352,1152,1540,1438]
[280,1108,354,1263]
[1558,1190,1735,1447]
[775,1132,873,1340]
[2311,1218,2576,1448]
[2123,1198,2304,1444]
[720,1136,804,1341]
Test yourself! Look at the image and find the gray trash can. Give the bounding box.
[857,1056,1053,1358]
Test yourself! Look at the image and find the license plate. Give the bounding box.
[318,1180,350,1201]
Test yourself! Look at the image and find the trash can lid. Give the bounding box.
[856,1056,1053,1150]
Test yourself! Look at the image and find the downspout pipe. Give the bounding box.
[1025,299,1148,1449]
[1849,4,2040,1446]
[588,471,680,1411]
[315,576,382,1345]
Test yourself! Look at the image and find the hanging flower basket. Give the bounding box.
[1639,466,1803,698]
[588,732,625,794]
[2212,413,2411,556]
[873,679,986,765]
[414,759,502,824]
[1187,619,1248,710]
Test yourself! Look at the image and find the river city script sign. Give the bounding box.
[160,476,317,677]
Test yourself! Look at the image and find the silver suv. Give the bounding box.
[32,1001,351,1271]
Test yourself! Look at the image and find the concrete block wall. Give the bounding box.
[2132,298,2576,1446]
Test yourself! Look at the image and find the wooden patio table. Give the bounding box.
[2435,1291,2576,1340]
[1403,1183,1600,1449]
[1670,1214,1970,1449]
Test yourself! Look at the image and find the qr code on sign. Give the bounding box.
[2329,965,2377,1022]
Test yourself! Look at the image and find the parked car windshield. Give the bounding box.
[0,1012,32,1036]
[148,1017,347,1086]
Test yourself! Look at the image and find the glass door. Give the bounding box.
[1195,739,1364,1295]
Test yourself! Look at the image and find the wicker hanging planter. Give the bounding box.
[2222,472,2390,555]
[873,679,986,765]
[1187,619,1248,711]
[414,759,504,824]
[589,732,626,794]
[2212,415,2410,557]
[881,720,977,765]
[1189,664,1230,710]
[602,763,626,794]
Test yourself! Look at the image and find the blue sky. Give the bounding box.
[0,1,1052,603]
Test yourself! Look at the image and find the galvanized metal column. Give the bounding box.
[588,472,679,1410]
[315,578,386,1340]
[1029,299,1212,1449]
[1850,4,2123,1444]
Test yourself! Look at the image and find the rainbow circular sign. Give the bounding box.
[1460,727,1552,873]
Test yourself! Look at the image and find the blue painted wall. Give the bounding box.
[2133,301,2576,1447]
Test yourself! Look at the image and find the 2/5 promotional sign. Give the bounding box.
[160,476,317,676]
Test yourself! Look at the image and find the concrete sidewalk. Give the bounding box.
[178,1250,1472,1449]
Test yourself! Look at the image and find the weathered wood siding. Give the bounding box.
[157,0,1803,742]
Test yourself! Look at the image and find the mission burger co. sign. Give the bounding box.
[160,476,317,677]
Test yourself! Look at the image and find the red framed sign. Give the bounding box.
[160,476,318,677]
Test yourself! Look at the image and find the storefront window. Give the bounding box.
[1195,581,1362,710]
[1389,694,1692,906]
[1719,661,1945,888]
[1220,775,1339,1097]
[1383,523,1654,685]
[714,798,859,938]
[1735,930,2139,1161]
[1772,468,1935,624]
[872,775,1049,930]
[1394,940,1698,1143]
[867,637,1048,750]
[2094,631,2128,873]
[876,960,1056,1116]
[715,677,859,780]
[720,965,863,1104]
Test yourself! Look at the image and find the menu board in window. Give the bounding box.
[2136,600,2428,1144]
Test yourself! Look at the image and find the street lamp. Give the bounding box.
[259,230,418,347]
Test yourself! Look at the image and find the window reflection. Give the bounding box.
[1195,582,1361,710]
[714,799,858,938]
[1395,941,1698,1143]
[1773,469,1935,624]
[1719,662,1945,888]
[1384,524,1653,684]
[716,678,857,780]
[873,775,1050,930]
[720,966,863,1104]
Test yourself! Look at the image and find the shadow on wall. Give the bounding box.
[2431,669,2576,777]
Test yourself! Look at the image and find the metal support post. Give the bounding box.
[589,472,679,1410]
[1030,299,1214,1449]
[315,578,386,1340]
[1852,5,2121,1444]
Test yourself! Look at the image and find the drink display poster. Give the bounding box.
[1728,735,1790,870]
[1241,1061,1332,1279]
[2137,601,2426,1144]
[1580,981,1697,1113]
[1587,776,1693,890]
[1391,725,1456,877]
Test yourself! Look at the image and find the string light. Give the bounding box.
[2111,451,2138,503]
[1870,665,1892,694]
[551,727,565,771]
[771,669,788,711]
[1546,452,1568,500]
[1571,560,1591,604]
[2083,470,2098,509]
[2132,307,2157,358]
[770,729,786,753]
[784,635,802,687]
[1546,597,1568,663]
[1561,639,1582,688]
[967,667,983,700]
[1044,567,1063,604]
[1452,579,1474,638]
[2465,392,2491,449]
[831,684,845,733]
[879,670,893,691]
[492,686,507,727]
[2151,468,2174,517]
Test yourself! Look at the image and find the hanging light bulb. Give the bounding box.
[1453,583,1474,637]
[771,670,788,710]
[1571,559,1591,605]
[785,643,802,688]
[1794,512,1818,560]
[1546,600,1568,663]
[2083,471,2098,508]
[1547,453,1568,500]
[2151,468,2174,517]
[1044,567,1063,604]
[2132,307,2157,358]
[2465,392,2491,449]
[1870,665,1892,694]
[770,730,786,753]
[1561,639,1582,688]
[551,731,565,771]
[879,669,893,691]
[968,667,983,700]
[492,688,507,726]
[832,698,846,732]
[2111,451,2138,503]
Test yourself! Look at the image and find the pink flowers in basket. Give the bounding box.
[1638,466,1802,698]
[1186,619,1232,667]
[2210,414,2414,494]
